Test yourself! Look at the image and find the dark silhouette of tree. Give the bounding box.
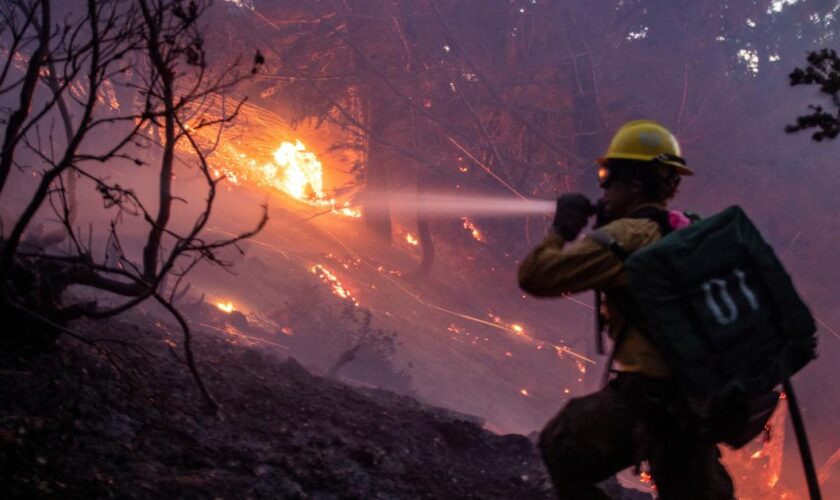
[0,0,265,411]
[786,49,840,141]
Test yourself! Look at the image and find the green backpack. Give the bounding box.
[605,206,818,446]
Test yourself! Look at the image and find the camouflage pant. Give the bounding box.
[539,374,734,500]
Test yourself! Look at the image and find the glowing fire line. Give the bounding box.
[311,263,359,306]
[193,321,290,351]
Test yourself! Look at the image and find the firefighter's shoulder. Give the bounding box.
[589,218,661,254]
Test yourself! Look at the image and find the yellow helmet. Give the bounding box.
[598,120,693,176]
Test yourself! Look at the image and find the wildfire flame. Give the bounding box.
[216,301,235,313]
[265,140,324,200]
[204,136,361,217]
[405,233,419,246]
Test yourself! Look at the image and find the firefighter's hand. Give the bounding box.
[552,194,596,241]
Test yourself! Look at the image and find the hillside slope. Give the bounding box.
[0,313,548,498]
[0,313,650,499]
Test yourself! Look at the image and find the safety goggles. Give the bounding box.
[597,158,683,189]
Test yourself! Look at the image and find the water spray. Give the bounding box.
[355,191,555,218]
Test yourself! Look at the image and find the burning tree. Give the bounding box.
[0,0,265,409]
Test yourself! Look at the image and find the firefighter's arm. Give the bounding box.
[517,230,624,297]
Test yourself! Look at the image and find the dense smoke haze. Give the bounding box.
[2,0,840,498]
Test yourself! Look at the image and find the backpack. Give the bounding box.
[597,205,818,447]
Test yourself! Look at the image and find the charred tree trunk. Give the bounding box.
[414,214,434,276]
[408,175,435,280]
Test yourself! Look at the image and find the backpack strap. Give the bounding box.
[588,228,635,384]
[626,206,673,236]
[589,211,671,386]
[589,229,628,357]
[588,206,673,259]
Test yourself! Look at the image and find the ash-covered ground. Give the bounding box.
[0,306,664,498]
[0,311,658,499]
[0,313,546,498]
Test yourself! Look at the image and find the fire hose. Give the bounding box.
[784,379,822,500]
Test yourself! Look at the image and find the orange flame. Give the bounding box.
[265,140,324,200]
[333,201,362,218]
[216,301,234,313]
[405,233,419,246]
[203,137,361,217]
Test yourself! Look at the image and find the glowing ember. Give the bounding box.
[311,264,359,306]
[721,396,792,497]
[216,301,235,313]
[488,312,527,336]
[520,389,529,396]
[405,233,419,246]
[447,324,464,335]
[461,217,486,242]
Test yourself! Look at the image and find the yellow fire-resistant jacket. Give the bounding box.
[517,206,671,378]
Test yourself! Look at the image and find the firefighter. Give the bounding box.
[518,120,734,499]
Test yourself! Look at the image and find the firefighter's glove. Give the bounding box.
[553,194,596,241]
[593,198,611,229]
